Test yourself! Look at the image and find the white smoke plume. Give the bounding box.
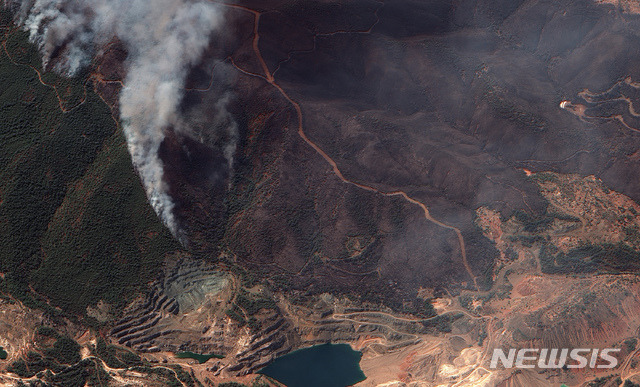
[6,0,228,241]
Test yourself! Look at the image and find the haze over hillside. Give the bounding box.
[2,0,640,386]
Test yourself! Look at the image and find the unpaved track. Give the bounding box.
[215,1,478,290]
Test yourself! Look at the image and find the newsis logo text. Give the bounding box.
[489,348,621,369]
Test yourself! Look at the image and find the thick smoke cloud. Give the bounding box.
[7,0,229,241]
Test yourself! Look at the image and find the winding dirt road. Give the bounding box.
[1,31,88,113]
[218,1,478,290]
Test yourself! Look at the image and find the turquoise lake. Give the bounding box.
[259,343,366,387]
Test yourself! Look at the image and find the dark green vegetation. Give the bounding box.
[420,312,463,333]
[512,209,580,235]
[540,242,640,275]
[259,343,366,387]
[94,337,143,368]
[7,326,200,386]
[234,290,277,315]
[0,346,7,360]
[587,375,623,387]
[6,327,106,386]
[513,210,555,233]
[174,351,224,363]
[586,375,615,387]
[506,181,640,276]
[0,15,180,316]
[625,338,637,352]
[402,297,437,319]
[512,199,640,274]
[130,364,200,387]
[586,375,622,387]
[225,289,278,330]
[10,357,112,387]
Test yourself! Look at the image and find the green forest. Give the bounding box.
[0,12,180,318]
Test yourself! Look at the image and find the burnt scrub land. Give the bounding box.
[162,0,640,311]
